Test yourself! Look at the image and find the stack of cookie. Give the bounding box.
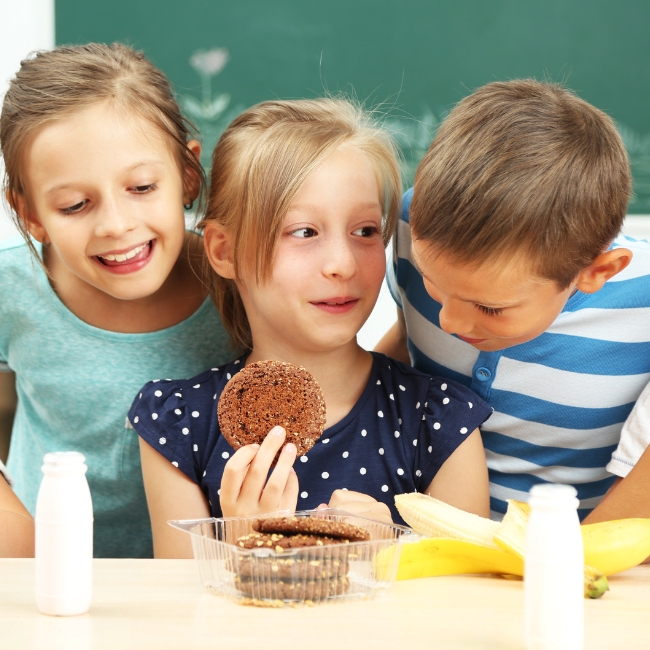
[232,516,371,602]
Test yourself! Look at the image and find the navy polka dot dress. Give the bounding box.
[129,353,492,525]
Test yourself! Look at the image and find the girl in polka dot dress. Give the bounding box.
[130,98,493,558]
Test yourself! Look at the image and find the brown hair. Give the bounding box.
[1,42,205,256]
[411,79,631,288]
[201,98,402,350]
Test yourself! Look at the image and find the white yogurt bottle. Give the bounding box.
[35,451,93,616]
[524,483,584,650]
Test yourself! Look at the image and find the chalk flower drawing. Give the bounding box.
[182,47,231,121]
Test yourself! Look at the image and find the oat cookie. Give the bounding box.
[253,516,371,542]
[234,575,350,600]
[235,531,347,551]
[217,360,326,456]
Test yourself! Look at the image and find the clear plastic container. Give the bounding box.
[169,509,411,606]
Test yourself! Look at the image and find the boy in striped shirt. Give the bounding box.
[380,79,650,520]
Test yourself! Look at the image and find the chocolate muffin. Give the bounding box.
[217,360,326,457]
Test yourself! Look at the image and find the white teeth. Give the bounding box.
[99,242,147,262]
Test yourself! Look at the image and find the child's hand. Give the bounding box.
[319,489,393,525]
[220,426,299,518]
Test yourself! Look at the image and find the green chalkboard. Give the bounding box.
[57,0,650,212]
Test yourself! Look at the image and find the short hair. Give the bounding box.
[201,98,402,351]
[1,42,205,256]
[411,79,631,287]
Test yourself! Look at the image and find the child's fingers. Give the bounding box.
[219,445,260,510]
[277,463,299,514]
[328,489,393,524]
[236,426,287,505]
[259,442,298,514]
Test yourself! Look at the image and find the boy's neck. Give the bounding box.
[246,340,373,429]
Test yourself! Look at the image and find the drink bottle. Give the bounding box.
[525,483,584,650]
[35,451,93,616]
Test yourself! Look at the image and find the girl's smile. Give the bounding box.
[95,239,155,273]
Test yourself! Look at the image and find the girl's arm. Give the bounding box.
[0,475,34,557]
[425,428,490,517]
[139,438,210,559]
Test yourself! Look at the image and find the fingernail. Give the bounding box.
[251,444,260,450]
[284,443,297,454]
[270,426,284,437]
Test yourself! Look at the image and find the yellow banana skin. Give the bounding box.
[582,518,650,576]
[500,500,650,576]
[397,538,523,581]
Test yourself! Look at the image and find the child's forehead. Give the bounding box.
[411,239,560,303]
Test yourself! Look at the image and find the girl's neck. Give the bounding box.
[246,340,374,429]
[42,233,207,333]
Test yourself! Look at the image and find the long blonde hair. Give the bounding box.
[201,98,402,350]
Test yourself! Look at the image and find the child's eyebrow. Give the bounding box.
[45,160,166,196]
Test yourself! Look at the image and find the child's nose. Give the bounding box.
[323,238,356,278]
[94,198,135,238]
[439,302,474,335]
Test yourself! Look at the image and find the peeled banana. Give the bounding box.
[394,493,650,599]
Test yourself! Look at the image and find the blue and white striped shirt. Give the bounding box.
[387,189,650,519]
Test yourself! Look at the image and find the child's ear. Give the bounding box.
[204,222,236,279]
[183,140,203,204]
[574,247,633,294]
[11,192,48,244]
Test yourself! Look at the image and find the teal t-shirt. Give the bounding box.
[0,237,234,557]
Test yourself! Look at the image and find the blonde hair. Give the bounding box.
[411,79,631,288]
[1,42,205,256]
[201,98,402,350]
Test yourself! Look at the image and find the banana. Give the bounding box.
[394,493,521,580]
[495,499,650,577]
[494,500,609,599]
[394,493,650,600]
[397,537,523,581]
[394,492,500,546]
